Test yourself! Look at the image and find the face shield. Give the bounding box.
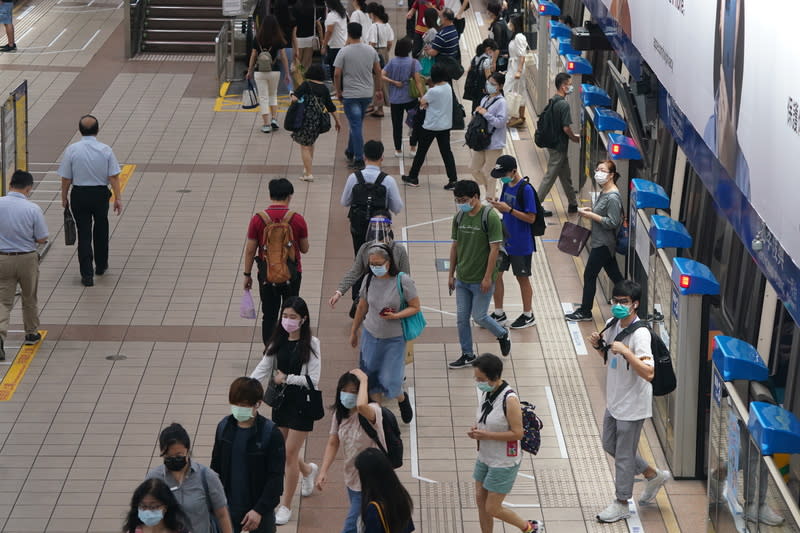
[364,216,394,243]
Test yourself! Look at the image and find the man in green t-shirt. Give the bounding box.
[447,180,512,368]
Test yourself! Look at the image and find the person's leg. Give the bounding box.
[485,491,529,530]
[517,275,533,313]
[280,429,311,509]
[613,418,647,502]
[5,23,14,46]
[254,72,271,126]
[580,247,607,312]
[0,256,15,343]
[16,253,40,336]
[376,337,406,401]
[92,188,110,273]
[601,409,618,458]
[492,273,504,312]
[298,47,312,70]
[435,129,458,183]
[536,148,565,204]
[342,98,359,158]
[483,149,502,199]
[266,71,281,125]
[406,128,435,179]
[470,149,489,189]
[341,488,361,533]
[300,145,314,176]
[325,47,339,82]
[603,247,625,285]
[260,283,281,347]
[455,279,475,355]
[70,188,95,279]
[281,47,294,92]
[471,282,507,338]
[475,482,493,533]
[555,150,579,207]
[351,98,371,161]
[390,103,405,151]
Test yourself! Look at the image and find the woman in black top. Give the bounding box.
[292,0,320,71]
[273,0,296,91]
[290,65,341,182]
[246,15,290,133]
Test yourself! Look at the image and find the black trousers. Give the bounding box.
[408,127,458,183]
[70,186,111,278]
[259,273,302,346]
[581,245,624,312]
[390,101,418,151]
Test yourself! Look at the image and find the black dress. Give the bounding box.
[271,340,315,432]
[290,81,336,146]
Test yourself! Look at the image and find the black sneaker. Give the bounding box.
[490,311,507,324]
[24,332,42,345]
[448,353,476,369]
[350,159,366,170]
[565,308,593,321]
[542,209,553,217]
[0,44,17,53]
[401,175,419,187]
[568,204,579,213]
[81,276,94,287]
[443,181,456,190]
[95,266,107,276]
[498,328,511,356]
[344,150,354,162]
[0,337,5,361]
[398,392,413,423]
[510,313,536,329]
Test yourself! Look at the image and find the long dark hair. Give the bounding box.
[257,14,287,49]
[266,296,316,365]
[509,14,523,36]
[325,0,347,19]
[123,479,189,533]
[332,371,361,422]
[423,7,438,30]
[367,2,388,23]
[356,449,414,532]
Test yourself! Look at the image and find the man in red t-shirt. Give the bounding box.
[243,178,310,348]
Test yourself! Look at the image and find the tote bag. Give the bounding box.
[557,221,591,256]
[242,79,259,109]
[397,273,426,341]
[297,376,325,421]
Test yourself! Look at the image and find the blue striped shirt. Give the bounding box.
[432,25,460,58]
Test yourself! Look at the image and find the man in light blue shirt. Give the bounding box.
[0,170,48,360]
[59,115,122,287]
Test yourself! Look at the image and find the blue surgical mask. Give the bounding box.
[138,509,164,527]
[339,391,358,409]
[457,202,473,213]
[476,382,494,393]
[500,175,513,184]
[566,85,574,95]
[485,81,498,95]
[611,303,632,319]
[370,264,388,277]
[230,405,254,422]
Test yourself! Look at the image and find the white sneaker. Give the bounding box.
[301,462,319,497]
[596,500,630,523]
[745,503,785,526]
[639,469,672,504]
[275,505,292,525]
[394,150,403,157]
[299,174,314,182]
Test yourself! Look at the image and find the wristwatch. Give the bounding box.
[243,272,251,277]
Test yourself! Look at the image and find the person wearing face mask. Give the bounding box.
[504,15,528,128]
[469,72,507,200]
[316,369,387,533]
[564,160,624,322]
[587,280,670,523]
[123,478,191,533]
[350,245,419,423]
[536,72,581,217]
[211,377,286,533]
[469,354,541,533]
[146,423,234,533]
[249,296,321,525]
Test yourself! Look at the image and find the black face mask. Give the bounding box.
[164,456,188,472]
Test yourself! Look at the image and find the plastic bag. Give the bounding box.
[240,290,257,319]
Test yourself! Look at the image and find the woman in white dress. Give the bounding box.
[505,14,529,128]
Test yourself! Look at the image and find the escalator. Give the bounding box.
[142,0,224,53]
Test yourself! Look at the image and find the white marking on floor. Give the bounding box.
[510,128,520,141]
[400,216,452,243]
[419,305,457,317]
[17,5,36,19]
[561,302,588,355]
[407,387,437,484]
[517,472,536,480]
[15,27,35,43]
[544,386,568,458]
[475,12,484,26]
[81,29,101,49]
[502,502,541,508]
[627,499,644,532]
[48,28,67,47]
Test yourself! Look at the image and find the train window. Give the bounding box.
[769,303,799,409]
[651,118,677,198]
[679,167,716,266]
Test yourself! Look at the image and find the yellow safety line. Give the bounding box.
[213,84,345,114]
[219,81,231,98]
[110,164,135,203]
[0,330,47,401]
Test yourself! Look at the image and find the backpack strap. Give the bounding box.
[358,413,388,455]
[369,501,390,533]
[500,386,514,416]
[374,172,387,186]
[355,171,365,185]
[612,319,649,369]
[514,177,533,212]
[200,466,215,516]
[480,205,491,234]
[280,210,296,223]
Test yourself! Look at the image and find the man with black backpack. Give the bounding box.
[535,72,580,217]
[487,155,541,329]
[341,140,404,317]
[588,280,671,523]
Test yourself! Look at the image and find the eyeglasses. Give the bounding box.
[610,298,632,305]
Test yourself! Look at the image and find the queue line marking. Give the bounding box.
[0,330,47,402]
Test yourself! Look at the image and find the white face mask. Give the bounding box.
[594,171,609,185]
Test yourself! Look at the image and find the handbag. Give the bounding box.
[263,375,286,409]
[505,91,523,117]
[200,467,222,533]
[239,290,256,319]
[451,88,466,130]
[408,76,426,99]
[557,221,592,257]
[242,79,259,109]
[419,55,434,77]
[310,94,331,133]
[297,375,325,421]
[64,207,76,246]
[396,272,426,341]
[284,96,306,131]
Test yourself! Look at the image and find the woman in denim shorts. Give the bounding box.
[469,353,541,532]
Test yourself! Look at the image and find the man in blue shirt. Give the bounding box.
[0,171,49,360]
[426,9,463,80]
[487,155,537,329]
[59,115,122,287]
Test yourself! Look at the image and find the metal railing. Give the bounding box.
[129,0,147,57]
[215,23,230,84]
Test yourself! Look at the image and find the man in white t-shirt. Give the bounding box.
[589,280,671,523]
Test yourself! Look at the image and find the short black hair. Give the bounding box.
[158,423,191,455]
[348,22,363,39]
[363,140,384,161]
[453,179,480,198]
[79,114,99,136]
[490,71,505,88]
[430,63,450,84]
[612,280,642,304]
[441,8,455,21]
[395,36,413,57]
[487,0,502,17]
[269,178,294,200]
[228,377,263,406]
[482,38,498,51]
[9,170,33,189]
[555,72,571,90]
[472,353,503,381]
[305,64,325,82]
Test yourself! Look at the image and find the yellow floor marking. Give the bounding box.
[110,164,135,203]
[213,82,344,114]
[0,330,47,402]
[219,81,231,98]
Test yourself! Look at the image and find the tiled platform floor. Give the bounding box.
[0,1,707,532]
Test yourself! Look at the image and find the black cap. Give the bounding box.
[490,155,517,178]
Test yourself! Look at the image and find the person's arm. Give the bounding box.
[243,238,258,290]
[334,67,343,99]
[334,244,369,301]
[340,175,355,206]
[349,297,369,348]
[33,211,49,244]
[469,394,524,441]
[60,177,72,208]
[394,243,411,275]
[315,432,340,491]
[481,241,500,293]
[382,275,420,320]
[323,23,335,50]
[286,337,321,387]
[362,503,386,533]
[292,26,299,62]
[214,507,234,533]
[386,179,404,214]
[481,98,507,129]
[413,71,425,97]
[582,195,622,229]
[351,368,376,422]
[108,174,122,214]
[246,48,258,79]
[611,329,655,381]
[373,60,383,98]
[249,353,275,383]
[457,0,469,17]
[447,240,458,293]
[251,424,286,523]
[209,420,224,475]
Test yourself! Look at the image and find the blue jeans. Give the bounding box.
[279,47,293,93]
[342,487,362,533]
[456,279,506,355]
[343,97,372,160]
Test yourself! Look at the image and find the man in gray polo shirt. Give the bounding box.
[59,114,122,287]
[0,170,48,360]
[334,22,382,170]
